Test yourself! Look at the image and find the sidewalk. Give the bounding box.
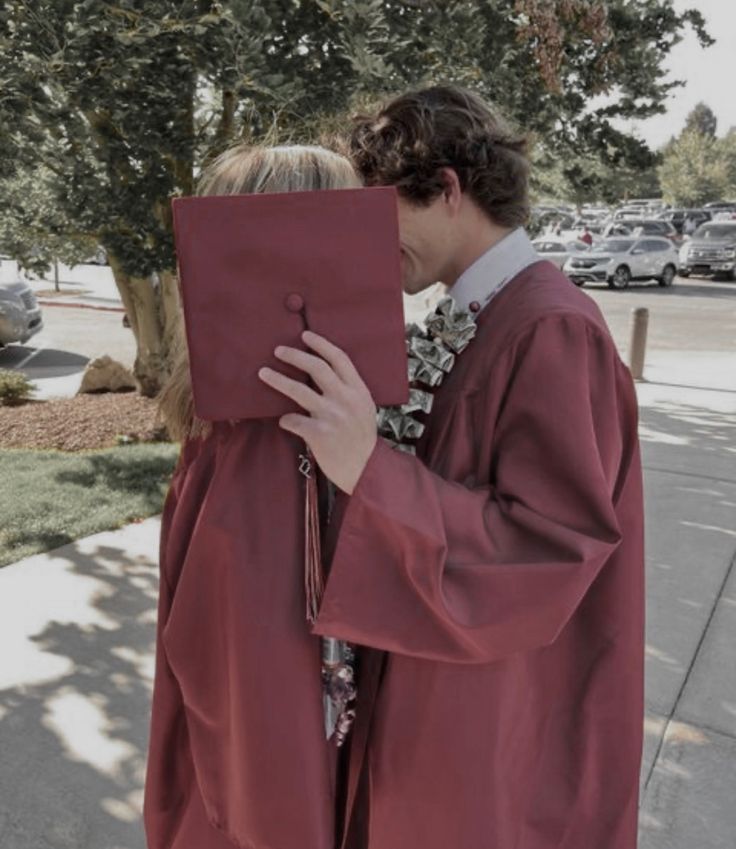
[0,356,734,847]
[25,263,125,312]
[634,369,736,848]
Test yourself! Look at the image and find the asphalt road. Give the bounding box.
[406,276,736,356]
[581,277,736,354]
[2,274,734,399]
[0,307,136,399]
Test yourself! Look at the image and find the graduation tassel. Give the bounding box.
[299,443,324,624]
[296,305,325,624]
[295,305,357,745]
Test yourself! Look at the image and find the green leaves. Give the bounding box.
[655,102,734,205]
[0,0,714,276]
[684,102,718,139]
[659,129,735,206]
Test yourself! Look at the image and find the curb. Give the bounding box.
[36,299,125,313]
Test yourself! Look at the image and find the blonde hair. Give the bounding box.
[156,144,362,443]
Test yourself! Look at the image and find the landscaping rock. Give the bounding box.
[77,355,137,394]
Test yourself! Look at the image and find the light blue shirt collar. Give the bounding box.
[447,227,539,314]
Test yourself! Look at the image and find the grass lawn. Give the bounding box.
[0,442,180,567]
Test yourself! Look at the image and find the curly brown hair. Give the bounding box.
[348,84,530,228]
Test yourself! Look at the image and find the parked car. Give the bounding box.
[83,245,108,265]
[657,208,711,234]
[532,210,575,235]
[533,238,590,270]
[678,221,736,280]
[555,228,603,248]
[612,207,644,221]
[569,217,605,235]
[563,236,679,289]
[581,204,611,218]
[603,218,679,243]
[630,219,679,241]
[0,259,43,346]
[601,221,634,238]
[616,199,666,217]
[703,201,736,211]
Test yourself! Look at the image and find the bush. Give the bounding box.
[0,369,35,406]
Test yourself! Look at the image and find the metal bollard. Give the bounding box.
[628,307,649,381]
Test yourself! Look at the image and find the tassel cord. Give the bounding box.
[299,444,324,625]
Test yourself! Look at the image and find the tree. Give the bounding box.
[0,1,271,394]
[0,0,713,394]
[532,147,662,207]
[721,128,736,195]
[0,167,99,279]
[683,102,718,138]
[658,103,736,205]
[658,130,731,206]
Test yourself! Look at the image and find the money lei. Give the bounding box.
[321,294,478,745]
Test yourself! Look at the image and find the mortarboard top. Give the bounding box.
[171,185,410,421]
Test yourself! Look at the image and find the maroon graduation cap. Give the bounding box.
[171,185,409,420]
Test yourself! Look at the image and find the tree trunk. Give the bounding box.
[108,254,181,397]
[159,268,183,376]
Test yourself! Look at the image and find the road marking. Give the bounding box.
[14,341,53,370]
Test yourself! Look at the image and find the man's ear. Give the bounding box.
[439,166,463,211]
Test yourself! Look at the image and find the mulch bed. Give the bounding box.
[0,391,171,451]
[34,288,88,298]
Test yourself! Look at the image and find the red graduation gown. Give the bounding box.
[311,260,645,849]
[143,421,343,849]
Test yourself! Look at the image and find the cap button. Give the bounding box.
[469,300,481,313]
[285,292,304,312]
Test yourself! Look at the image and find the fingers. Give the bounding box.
[273,344,343,394]
[278,412,315,438]
[258,366,324,413]
[300,330,364,387]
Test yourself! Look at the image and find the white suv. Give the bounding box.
[563,236,679,289]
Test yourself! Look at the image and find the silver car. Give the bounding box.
[563,236,679,289]
[532,238,591,270]
[0,259,44,346]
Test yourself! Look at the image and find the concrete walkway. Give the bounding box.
[0,351,734,847]
[634,374,736,848]
[24,263,126,312]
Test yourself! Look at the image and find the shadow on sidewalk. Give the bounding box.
[644,379,736,395]
[0,538,158,848]
[638,398,736,484]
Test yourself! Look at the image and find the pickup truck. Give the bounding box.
[678,222,736,280]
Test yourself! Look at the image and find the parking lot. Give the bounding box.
[584,277,735,352]
[2,272,735,399]
[0,302,134,399]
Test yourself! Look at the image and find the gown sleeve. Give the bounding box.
[310,312,637,664]
[143,466,196,848]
